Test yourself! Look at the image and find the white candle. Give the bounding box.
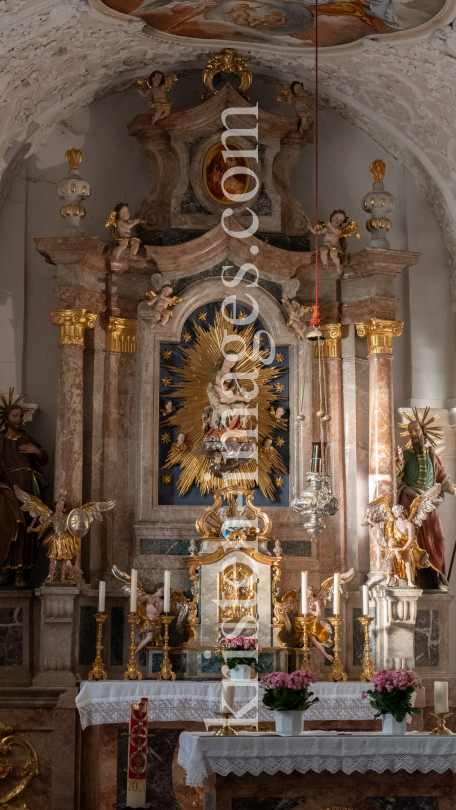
[130,569,137,613]
[362,584,369,617]
[333,573,340,615]
[434,681,449,713]
[220,683,236,714]
[301,572,308,616]
[98,581,106,613]
[164,570,171,613]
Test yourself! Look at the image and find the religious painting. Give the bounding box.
[96,0,448,48]
[203,142,249,205]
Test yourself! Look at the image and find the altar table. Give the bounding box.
[177,731,456,786]
[76,680,378,730]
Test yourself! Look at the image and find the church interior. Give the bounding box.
[2,0,456,808]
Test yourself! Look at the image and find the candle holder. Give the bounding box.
[214,712,238,737]
[328,617,347,682]
[294,616,313,671]
[157,614,176,681]
[88,612,108,681]
[358,616,375,682]
[124,613,142,681]
[430,712,453,736]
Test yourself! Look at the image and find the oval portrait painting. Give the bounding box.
[203,142,250,205]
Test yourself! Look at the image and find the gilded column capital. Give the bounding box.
[104,317,137,353]
[313,324,342,358]
[356,318,403,355]
[50,309,97,346]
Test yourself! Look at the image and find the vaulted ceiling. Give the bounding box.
[2,0,456,273]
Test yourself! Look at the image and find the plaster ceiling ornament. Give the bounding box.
[57,148,90,236]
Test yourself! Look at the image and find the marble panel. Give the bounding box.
[117,727,183,810]
[141,228,207,246]
[150,652,183,674]
[415,609,439,667]
[204,794,216,810]
[251,184,273,216]
[180,184,212,215]
[201,652,222,675]
[267,540,311,557]
[352,606,376,666]
[0,607,23,666]
[111,605,125,666]
[365,800,439,810]
[140,539,192,555]
[258,652,274,673]
[185,137,204,164]
[233,801,306,810]
[257,233,311,252]
[79,605,97,666]
[171,261,283,303]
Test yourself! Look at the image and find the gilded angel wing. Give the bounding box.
[164,73,178,90]
[408,483,441,528]
[13,486,52,523]
[79,501,115,523]
[277,89,290,102]
[137,76,151,91]
[170,589,189,632]
[278,590,299,632]
[362,496,393,526]
[315,568,354,604]
[112,565,132,596]
[170,296,183,306]
[340,219,360,239]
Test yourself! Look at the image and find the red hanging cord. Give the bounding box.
[310,0,321,328]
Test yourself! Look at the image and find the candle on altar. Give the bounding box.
[164,570,171,613]
[333,573,340,615]
[362,584,369,616]
[220,683,236,714]
[301,572,308,615]
[98,581,106,613]
[434,681,449,714]
[130,570,137,613]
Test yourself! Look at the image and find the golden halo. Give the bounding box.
[398,406,443,449]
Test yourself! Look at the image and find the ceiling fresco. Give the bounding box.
[99,0,447,47]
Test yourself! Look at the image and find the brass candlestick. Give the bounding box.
[294,616,313,671]
[157,614,176,681]
[430,711,453,736]
[214,712,238,737]
[124,613,142,681]
[88,612,108,681]
[328,616,347,682]
[358,616,375,682]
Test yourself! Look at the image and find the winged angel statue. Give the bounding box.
[112,566,190,654]
[276,569,354,662]
[363,483,448,589]
[14,486,114,584]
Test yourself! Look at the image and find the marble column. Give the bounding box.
[102,317,137,577]
[356,318,403,574]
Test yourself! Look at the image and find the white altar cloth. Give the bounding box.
[76,680,378,730]
[177,731,456,786]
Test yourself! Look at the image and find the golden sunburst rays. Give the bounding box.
[161,309,287,499]
[398,406,443,449]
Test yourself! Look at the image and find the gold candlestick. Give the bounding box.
[358,616,375,682]
[214,712,238,737]
[88,612,108,681]
[328,616,347,682]
[157,614,176,681]
[124,613,142,681]
[294,616,313,671]
[430,711,453,735]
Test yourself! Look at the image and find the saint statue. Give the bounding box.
[0,392,49,587]
[396,409,455,590]
[205,353,252,437]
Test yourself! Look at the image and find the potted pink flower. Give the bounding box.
[216,636,262,680]
[260,669,318,736]
[362,669,421,735]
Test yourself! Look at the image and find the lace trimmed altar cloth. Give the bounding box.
[76,680,379,730]
[177,731,456,786]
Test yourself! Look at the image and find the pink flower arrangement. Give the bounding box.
[362,669,421,723]
[260,669,319,712]
[219,636,262,652]
[260,669,316,691]
[216,635,262,672]
[370,669,421,694]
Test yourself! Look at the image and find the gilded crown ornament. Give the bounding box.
[202,48,253,99]
[57,148,90,236]
[65,148,83,170]
[362,159,395,249]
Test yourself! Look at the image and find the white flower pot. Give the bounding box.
[274,710,304,736]
[382,714,407,735]
[229,664,253,680]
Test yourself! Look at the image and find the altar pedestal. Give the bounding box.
[33,586,79,686]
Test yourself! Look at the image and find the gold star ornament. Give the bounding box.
[198,311,207,321]
[274,437,285,448]
[238,311,247,320]
[276,353,284,363]
[275,382,286,393]
[161,433,171,444]
[275,477,285,488]
[161,474,171,485]
[161,376,172,386]
[182,332,192,343]
[162,350,172,360]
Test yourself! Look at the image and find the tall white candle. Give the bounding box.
[362,584,369,617]
[164,570,171,613]
[301,572,308,616]
[98,581,106,613]
[333,573,340,615]
[130,569,137,613]
[434,681,449,713]
[220,683,236,714]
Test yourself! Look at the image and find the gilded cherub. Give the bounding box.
[277,569,354,661]
[172,432,190,452]
[270,405,288,428]
[161,399,175,417]
[277,81,313,134]
[15,487,114,584]
[282,297,312,340]
[146,285,183,328]
[363,484,448,589]
[112,566,189,653]
[308,210,360,276]
[137,70,178,125]
[105,203,145,260]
